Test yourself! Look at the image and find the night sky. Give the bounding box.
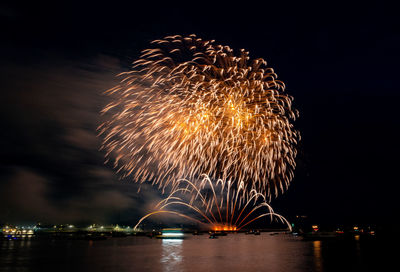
[1,1,399,226]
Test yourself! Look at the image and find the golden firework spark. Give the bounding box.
[99,34,299,198]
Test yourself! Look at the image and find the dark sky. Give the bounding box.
[1,1,399,226]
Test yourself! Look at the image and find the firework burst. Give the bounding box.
[99,34,299,198]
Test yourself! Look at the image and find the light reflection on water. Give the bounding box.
[312,240,323,272]
[161,239,183,272]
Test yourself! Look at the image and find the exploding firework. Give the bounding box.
[134,175,292,231]
[99,34,299,198]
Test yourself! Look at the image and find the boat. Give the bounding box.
[156,228,185,239]
[209,233,218,239]
[112,231,128,237]
[84,233,107,240]
[245,229,260,235]
[302,231,338,240]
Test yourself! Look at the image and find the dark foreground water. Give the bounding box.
[0,233,394,272]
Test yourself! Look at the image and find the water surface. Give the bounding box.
[0,233,393,272]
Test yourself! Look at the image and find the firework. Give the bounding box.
[134,175,292,231]
[99,34,299,198]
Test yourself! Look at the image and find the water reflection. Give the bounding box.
[161,239,183,272]
[1,234,386,272]
[312,240,323,272]
[1,237,33,269]
[354,235,361,261]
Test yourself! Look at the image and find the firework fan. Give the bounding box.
[99,34,299,198]
[134,175,292,231]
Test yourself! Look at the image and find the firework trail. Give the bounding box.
[99,34,299,199]
[134,175,292,231]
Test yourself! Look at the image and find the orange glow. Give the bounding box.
[212,225,237,232]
